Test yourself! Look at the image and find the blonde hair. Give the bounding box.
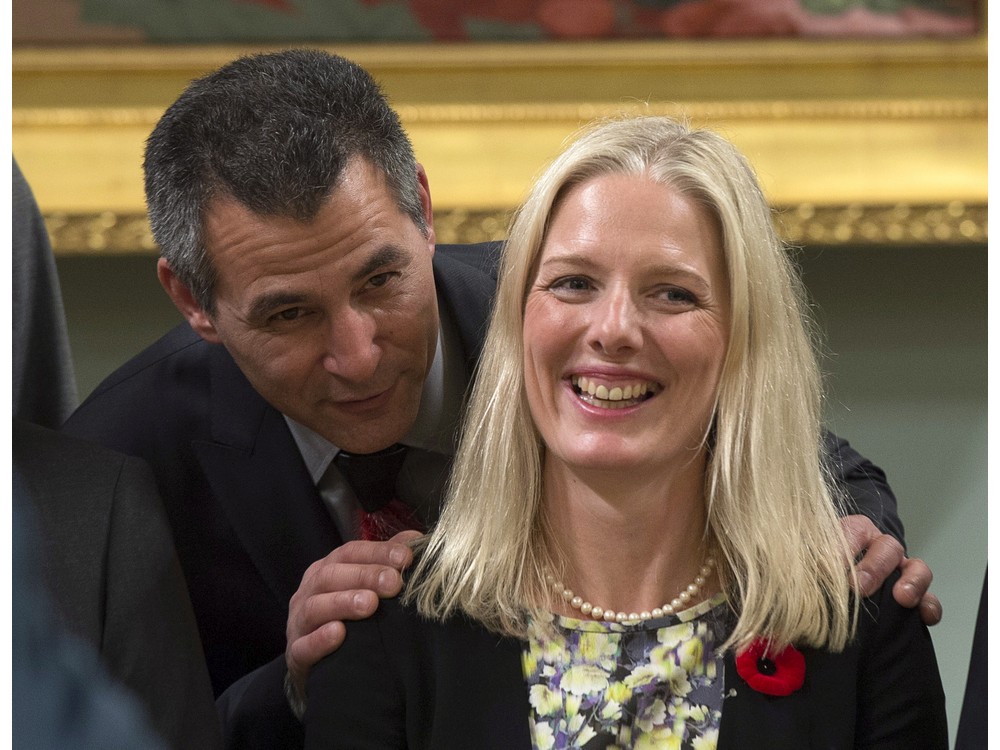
[407,116,857,652]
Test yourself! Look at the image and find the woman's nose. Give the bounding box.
[588,288,643,356]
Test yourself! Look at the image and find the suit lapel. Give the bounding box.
[718,646,854,750]
[192,343,342,607]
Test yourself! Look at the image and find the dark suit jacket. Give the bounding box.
[304,572,947,749]
[63,243,500,698]
[13,420,221,750]
[954,569,986,750]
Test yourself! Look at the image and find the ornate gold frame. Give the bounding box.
[13,38,986,252]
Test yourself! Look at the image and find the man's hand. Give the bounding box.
[285,531,421,700]
[841,515,942,626]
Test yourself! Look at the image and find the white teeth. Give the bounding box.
[571,375,658,408]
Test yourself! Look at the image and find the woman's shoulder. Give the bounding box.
[851,569,949,748]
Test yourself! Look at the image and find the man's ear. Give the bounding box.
[157,258,222,343]
[415,163,436,251]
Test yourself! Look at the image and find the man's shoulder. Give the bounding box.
[85,323,211,396]
[63,323,225,447]
[434,242,502,280]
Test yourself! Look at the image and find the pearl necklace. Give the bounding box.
[546,555,716,624]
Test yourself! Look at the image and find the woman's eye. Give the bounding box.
[661,287,696,304]
[551,276,592,292]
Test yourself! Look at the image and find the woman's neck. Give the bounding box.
[542,457,715,618]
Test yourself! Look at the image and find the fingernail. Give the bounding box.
[389,547,408,567]
[378,569,396,591]
[858,571,874,592]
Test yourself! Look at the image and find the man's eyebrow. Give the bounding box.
[246,292,308,323]
[354,245,406,282]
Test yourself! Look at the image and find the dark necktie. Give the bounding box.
[333,445,425,541]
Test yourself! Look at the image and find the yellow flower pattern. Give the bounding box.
[522,594,728,749]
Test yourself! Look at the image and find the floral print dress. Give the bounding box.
[522,594,729,750]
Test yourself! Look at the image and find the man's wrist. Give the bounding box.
[283,670,307,721]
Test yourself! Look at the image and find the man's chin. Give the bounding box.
[315,412,415,455]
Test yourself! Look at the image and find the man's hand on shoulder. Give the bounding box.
[285,531,420,703]
[841,515,942,626]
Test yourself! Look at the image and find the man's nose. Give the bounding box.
[321,308,380,381]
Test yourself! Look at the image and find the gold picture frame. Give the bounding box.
[13,37,987,252]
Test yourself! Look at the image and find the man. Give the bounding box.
[63,50,938,745]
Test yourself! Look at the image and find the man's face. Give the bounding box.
[184,158,439,453]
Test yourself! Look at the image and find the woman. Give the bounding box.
[304,117,946,749]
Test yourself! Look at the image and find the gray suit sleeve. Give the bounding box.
[101,454,223,750]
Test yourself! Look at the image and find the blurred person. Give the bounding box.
[13,158,77,427]
[15,419,222,749]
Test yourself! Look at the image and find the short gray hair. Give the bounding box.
[143,49,426,314]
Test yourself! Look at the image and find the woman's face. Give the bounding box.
[523,173,730,478]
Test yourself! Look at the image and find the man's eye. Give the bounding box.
[367,272,396,288]
[274,308,302,322]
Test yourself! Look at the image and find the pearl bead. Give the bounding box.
[546,553,715,622]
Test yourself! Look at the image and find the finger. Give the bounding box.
[296,588,381,634]
[918,593,943,627]
[300,561,406,603]
[286,619,347,694]
[840,514,880,558]
[322,538,415,570]
[289,579,395,644]
[892,557,933,608]
[853,533,905,597]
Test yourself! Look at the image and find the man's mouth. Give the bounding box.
[570,375,660,410]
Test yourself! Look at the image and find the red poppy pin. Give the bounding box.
[735,639,806,696]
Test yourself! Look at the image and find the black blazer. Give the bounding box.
[62,243,501,697]
[13,420,221,750]
[304,573,947,749]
